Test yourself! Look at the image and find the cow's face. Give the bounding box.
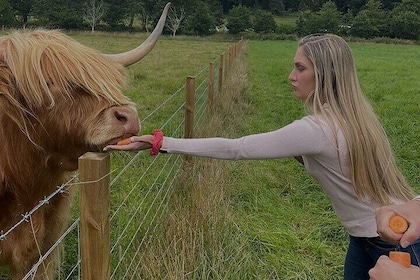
[42,84,141,152]
[0,30,142,171]
[49,86,141,149]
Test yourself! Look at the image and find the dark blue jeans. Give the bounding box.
[344,235,420,280]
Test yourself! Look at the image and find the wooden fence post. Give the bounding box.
[218,54,224,94]
[79,152,111,280]
[208,62,214,116]
[227,48,230,72]
[184,76,195,162]
[185,76,195,139]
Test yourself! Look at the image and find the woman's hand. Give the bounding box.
[103,135,154,152]
[369,255,420,280]
[375,199,420,248]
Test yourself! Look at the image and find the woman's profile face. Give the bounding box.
[288,46,315,100]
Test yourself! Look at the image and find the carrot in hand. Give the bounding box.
[117,138,132,146]
[389,251,411,268]
[389,215,408,234]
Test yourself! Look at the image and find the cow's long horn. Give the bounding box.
[103,2,170,67]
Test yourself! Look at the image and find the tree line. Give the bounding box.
[0,0,419,40]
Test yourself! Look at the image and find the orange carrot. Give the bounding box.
[389,215,408,234]
[117,138,132,146]
[389,251,411,268]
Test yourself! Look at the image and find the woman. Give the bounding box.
[104,34,419,279]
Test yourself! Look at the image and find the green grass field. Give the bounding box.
[66,33,420,278]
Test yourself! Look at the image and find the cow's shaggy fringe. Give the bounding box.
[0,30,130,137]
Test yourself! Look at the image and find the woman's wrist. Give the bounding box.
[150,129,164,156]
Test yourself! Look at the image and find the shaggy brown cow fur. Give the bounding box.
[0,4,169,279]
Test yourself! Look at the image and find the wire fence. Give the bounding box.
[0,39,244,280]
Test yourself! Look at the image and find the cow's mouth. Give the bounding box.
[105,134,137,146]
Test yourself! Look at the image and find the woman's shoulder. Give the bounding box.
[299,114,331,128]
[282,116,332,142]
[298,114,342,140]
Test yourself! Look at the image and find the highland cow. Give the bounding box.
[0,3,170,279]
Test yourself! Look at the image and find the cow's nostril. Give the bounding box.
[110,106,140,135]
[114,111,128,124]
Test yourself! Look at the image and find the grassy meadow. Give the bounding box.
[59,33,420,279]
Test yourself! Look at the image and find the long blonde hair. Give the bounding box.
[300,34,414,204]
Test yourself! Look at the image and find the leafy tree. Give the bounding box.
[339,8,354,35]
[186,1,215,35]
[102,0,131,28]
[269,0,286,15]
[350,10,378,38]
[226,4,252,34]
[394,0,420,13]
[138,0,158,32]
[283,0,301,11]
[32,0,85,29]
[124,0,143,28]
[221,0,245,12]
[297,0,323,11]
[350,0,389,38]
[317,1,342,33]
[389,10,420,39]
[295,11,312,35]
[253,9,277,33]
[335,0,369,15]
[296,1,342,35]
[9,0,31,28]
[0,0,14,27]
[204,0,224,26]
[389,0,420,39]
[381,0,403,10]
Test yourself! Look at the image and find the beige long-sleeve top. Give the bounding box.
[161,115,402,237]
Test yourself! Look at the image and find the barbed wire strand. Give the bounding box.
[0,174,77,242]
